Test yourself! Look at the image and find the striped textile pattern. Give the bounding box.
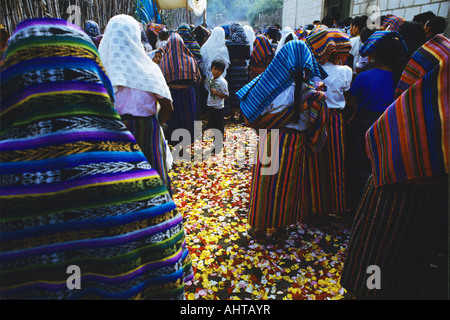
[0,18,192,299]
[340,175,448,299]
[160,32,200,84]
[306,112,346,217]
[382,14,405,31]
[295,27,307,40]
[165,86,198,145]
[248,131,308,228]
[237,40,323,124]
[177,22,202,62]
[122,115,173,196]
[365,35,449,187]
[250,35,274,66]
[247,84,328,228]
[359,30,407,58]
[306,28,351,65]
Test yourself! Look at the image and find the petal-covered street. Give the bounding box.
[169,122,352,300]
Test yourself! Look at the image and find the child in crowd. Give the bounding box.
[156,28,169,50]
[348,15,368,77]
[205,59,229,153]
[148,49,163,64]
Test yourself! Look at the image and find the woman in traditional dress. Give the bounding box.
[0,17,192,299]
[99,15,174,196]
[345,30,407,212]
[340,34,449,300]
[199,26,231,123]
[160,32,201,146]
[306,28,352,219]
[225,23,250,122]
[177,22,202,62]
[237,40,328,241]
[194,25,211,47]
[249,34,274,80]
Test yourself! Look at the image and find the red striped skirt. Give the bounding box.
[247,129,308,228]
[306,111,347,217]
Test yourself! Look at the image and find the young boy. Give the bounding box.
[205,59,229,154]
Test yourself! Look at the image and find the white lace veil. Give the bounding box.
[243,25,256,56]
[199,26,230,79]
[275,27,297,56]
[98,14,172,101]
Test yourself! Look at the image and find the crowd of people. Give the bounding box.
[0,8,448,300]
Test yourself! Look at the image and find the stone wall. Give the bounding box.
[282,0,449,36]
[282,0,324,29]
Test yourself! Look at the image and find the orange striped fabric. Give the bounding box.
[159,33,200,84]
[366,34,449,187]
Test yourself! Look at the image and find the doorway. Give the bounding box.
[323,0,352,22]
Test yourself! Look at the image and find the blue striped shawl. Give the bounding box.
[236,40,325,123]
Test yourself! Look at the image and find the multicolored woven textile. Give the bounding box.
[146,22,165,37]
[177,22,202,62]
[359,30,407,58]
[237,40,324,124]
[160,32,200,84]
[250,35,274,66]
[295,27,307,40]
[248,131,308,229]
[247,83,328,228]
[0,18,192,299]
[306,112,346,216]
[340,175,448,299]
[382,14,405,31]
[395,34,448,98]
[366,34,449,187]
[306,28,351,65]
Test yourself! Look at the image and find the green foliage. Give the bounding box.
[206,0,255,23]
[247,0,283,25]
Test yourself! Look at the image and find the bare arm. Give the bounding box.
[157,97,174,125]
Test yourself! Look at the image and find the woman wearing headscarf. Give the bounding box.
[98,15,174,195]
[340,34,449,300]
[199,27,230,80]
[243,25,256,61]
[0,17,192,299]
[177,22,202,62]
[84,20,101,42]
[194,25,211,47]
[381,14,405,31]
[225,23,250,122]
[160,32,201,145]
[249,34,274,80]
[237,40,328,241]
[306,28,352,219]
[345,30,408,212]
[275,27,297,56]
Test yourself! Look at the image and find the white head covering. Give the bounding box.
[98,14,171,100]
[199,26,230,79]
[275,27,297,56]
[243,25,256,55]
